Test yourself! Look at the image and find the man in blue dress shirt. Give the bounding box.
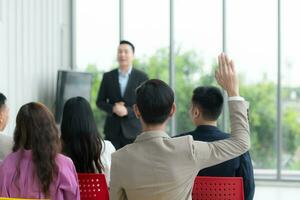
[97,41,148,149]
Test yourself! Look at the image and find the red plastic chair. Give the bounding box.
[192,176,244,200]
[77,173,109,200]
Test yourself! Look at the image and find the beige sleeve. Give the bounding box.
[192,100,250,170]
[109,153,128,200]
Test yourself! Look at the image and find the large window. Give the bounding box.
[76,0,119,131]
[281,0,300,179]
[76,0,300,181]
[76,0,119,71]
[227,0,277,177]
[123,0,169,83]
[174,0,222,133]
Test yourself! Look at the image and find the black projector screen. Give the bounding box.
[55,70,93,123]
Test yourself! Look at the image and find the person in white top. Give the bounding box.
[60,96,115,185]
[101,140,116,184]
[0,93,13,162]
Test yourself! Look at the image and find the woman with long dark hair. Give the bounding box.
[0,102,79,199]
[60,96,115,184]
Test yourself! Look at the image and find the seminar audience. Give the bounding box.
[110,53,251,200]
[60,96,115,185]
[0,102,79,199]
[178,86,255,200]
[0,93,13,162]
[0,53,253,200]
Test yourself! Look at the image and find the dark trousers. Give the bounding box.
[107,130,135,150]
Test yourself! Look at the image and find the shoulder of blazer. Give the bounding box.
[105,68,119,76]
[131,68,148,80]
[102,69,118,82]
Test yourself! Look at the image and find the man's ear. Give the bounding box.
[133,104,141,119]
[192,106,201,119]
[0,110,3,123]
[169,103,176,118]
[0,111,3,127]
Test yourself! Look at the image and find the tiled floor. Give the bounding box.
[254,182,300,200]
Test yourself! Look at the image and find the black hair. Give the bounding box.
[0,93,7,108]
[60,96,104,173]
[136,79,174,124]
[120,40,135,53]
[192,86,224,121]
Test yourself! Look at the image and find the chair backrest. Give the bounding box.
[77,173,109,200]
[192,176,244,200]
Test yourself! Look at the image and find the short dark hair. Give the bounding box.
[192,86,224,121]
[0,93,7,108]
[120,40,135,53]
[136,79,174,124]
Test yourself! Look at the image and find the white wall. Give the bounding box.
[0,0,73,135]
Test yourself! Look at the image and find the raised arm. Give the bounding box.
[192,53,250,169]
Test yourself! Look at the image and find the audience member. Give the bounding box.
[178,86,254,200]
[109,53,251,200]
[0,102,79,199]
[61,96,115,185]
[0,93,13,161]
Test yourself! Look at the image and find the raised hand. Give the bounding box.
[215,53,239,97]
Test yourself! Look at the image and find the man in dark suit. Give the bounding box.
[178,86,255,200]
[96,40,148,149]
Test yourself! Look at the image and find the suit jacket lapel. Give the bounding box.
[123,68,136,99]
[113,69,122,99]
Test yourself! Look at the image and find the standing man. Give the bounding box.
[96,41,148,149]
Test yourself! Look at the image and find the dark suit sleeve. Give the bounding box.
[124,72,149,118]
[236,152,255,200]
[96,73,113,114]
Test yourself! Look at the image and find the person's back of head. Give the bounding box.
[13,102,60,197]
[0,93,9,131]
[190,86,224,125]
[135,79,175,126]
[60,96,104,174]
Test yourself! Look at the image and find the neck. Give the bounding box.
[142,123,167,133]
[195,121,217,127]
[119,65,131,73]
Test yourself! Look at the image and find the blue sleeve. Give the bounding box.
[236,151,255,200]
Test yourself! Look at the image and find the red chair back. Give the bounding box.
[77,173,109,200]
[192,176,244,200]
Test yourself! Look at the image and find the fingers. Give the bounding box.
[217,54,224,79]
[230,60,235,73]
[215,69,223,87]
[218,53,233,74]
[216,53,236,88]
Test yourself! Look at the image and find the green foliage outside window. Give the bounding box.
[86,48,300,170]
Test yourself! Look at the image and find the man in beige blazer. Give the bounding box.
[110,53,250,200]
[0,93,12,161]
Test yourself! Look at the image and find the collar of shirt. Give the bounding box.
[118,66,133,77]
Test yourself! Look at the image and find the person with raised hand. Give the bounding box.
[110,53,250,200]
